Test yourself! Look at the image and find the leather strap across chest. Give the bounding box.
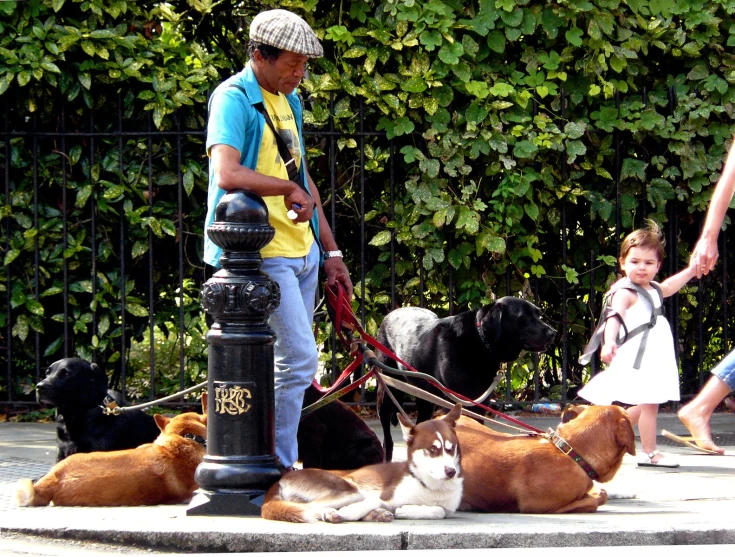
[547,428,599,480]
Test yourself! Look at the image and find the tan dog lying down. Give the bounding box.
[16,397,207,507]
[457,404,635,514]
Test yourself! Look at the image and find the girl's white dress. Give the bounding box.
[578,284,680,405]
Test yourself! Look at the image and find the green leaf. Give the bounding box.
[369,230,392,247]
[487,30,506,54]
[438,42,464,65]
[513,140,538,159]
[392,116,414,138]
[402,76,427,93]
[466,81,490,99]
[564,121,587,139]
[566,140,587,162]
[24,299,44,317]
[420,30,443,51]
[477,232,506,255]
[43,336,63,357]
[687,64,709,81]
[125,303,149,318]
[18,71,31,87]
[4,249,20,266]
[565,27,584,47]
[420,159,440,178]
[524,202,540,221]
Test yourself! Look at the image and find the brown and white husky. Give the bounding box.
[261,403,463,523]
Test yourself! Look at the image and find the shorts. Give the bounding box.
[711,349,735,391]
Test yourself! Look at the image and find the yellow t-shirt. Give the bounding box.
[257,88,313,258]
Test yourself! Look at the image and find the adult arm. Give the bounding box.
[210,143,314,217]
[691,139,735,277]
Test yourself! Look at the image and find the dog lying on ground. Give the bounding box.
[456,404,635,513]
[376,297,557,460]
[262,404,463,523]
[36,357,160,462]
[297,384,384,469]
[16,396,208,507]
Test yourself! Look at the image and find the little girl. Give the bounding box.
[578,220,696,467]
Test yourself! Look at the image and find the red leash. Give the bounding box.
[316,281,543,435]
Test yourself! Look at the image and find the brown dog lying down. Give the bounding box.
[457,404,635,514]
[16,398,207,507]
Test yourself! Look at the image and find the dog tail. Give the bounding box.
[15,478,37,507]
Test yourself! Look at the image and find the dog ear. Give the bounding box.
[441,403,462,426]
[479,302,504,343]
[154,414,170,431]
[560,405,585,423]
[617,416,636,456]
[201,392,208,414]
[397,413,414,444]
[90,363,109,388]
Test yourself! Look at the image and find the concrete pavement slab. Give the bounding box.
[0,413,733,552]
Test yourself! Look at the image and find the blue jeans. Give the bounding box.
[712,349,735,391]
[261,242,320,468]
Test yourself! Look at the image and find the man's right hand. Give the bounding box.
[284,186,313,223]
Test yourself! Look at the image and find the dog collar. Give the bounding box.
[475,310,495,353]
[547,428,598,480]
[183,433,207,447]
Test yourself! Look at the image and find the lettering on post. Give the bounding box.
[214,382,254,416]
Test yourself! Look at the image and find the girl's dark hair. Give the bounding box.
[247,41,283,62]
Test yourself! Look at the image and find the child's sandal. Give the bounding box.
[638,450,679,468]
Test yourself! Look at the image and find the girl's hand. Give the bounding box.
[601,342,617,364]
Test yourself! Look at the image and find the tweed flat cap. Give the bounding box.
[250,9,324,58]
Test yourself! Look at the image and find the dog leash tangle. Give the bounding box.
[309,281,545,435]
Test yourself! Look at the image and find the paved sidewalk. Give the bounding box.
[0,414,734,552]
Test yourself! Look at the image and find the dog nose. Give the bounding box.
[444,467,456,478]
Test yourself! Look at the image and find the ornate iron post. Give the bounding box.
[187,190,283,516]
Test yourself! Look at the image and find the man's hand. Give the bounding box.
[284,187,314,223]
[324,257,353,300]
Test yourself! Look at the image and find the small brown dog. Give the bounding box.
[457,404,635,513]
[16,397,207,507]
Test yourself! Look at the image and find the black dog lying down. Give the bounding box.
[37,358,160,462]
[376,296,557,461]
[298,384,384,470]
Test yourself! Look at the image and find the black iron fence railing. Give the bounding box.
[2,91,734,410]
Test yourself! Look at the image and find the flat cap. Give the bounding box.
[250,9,324,58]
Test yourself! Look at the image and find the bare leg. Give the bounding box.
[638,404,662,462]
[678,376,731,454]
[626,405,641,426]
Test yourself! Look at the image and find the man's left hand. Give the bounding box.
[324,257,353,300]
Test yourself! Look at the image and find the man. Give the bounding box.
[677,137,735,455]
[204,9,353,469]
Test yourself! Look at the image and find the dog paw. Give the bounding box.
[15,479,34,507]
[362,508,394,522]
[321,508,343,523]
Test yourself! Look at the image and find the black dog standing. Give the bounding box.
[37,358,160,462]
[376,297,557,461]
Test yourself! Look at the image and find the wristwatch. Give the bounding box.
[324,250,343,260]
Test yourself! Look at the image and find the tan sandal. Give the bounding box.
[661,429,730,455]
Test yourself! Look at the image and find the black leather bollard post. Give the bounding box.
[187,190,283,516]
